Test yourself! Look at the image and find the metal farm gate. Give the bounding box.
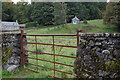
[20,26,85,79]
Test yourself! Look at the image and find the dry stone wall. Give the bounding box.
[2,33,27,71]
[74,33,120,79]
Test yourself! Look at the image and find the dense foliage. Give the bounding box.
[104,2,120,31]
[2,2,107,25]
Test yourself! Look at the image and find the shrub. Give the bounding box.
[2,70,12,76]
[25,22,37,28]
[83,20,88,24]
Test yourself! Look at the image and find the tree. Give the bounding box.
[0,2,2,20]
[66,3,88,22]
[2,2,107,26]
[2,2,15,21]
[13,2,30,24]
[83,2,103,20]
[31,2,54,25]
[53,2,67,25]
[104,2,120,30]
[66,2,106,22]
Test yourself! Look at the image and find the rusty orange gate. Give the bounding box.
[20,26,84,79]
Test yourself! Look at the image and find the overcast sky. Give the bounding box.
[12,0,111,3]
[12,0,31,4]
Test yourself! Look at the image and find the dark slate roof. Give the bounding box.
[2,21,19,27]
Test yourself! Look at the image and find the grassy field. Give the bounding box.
[25,19,119,34]
[25,35,77,78]
[2,19,120,79]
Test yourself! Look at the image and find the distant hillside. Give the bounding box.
[25,19,119,34]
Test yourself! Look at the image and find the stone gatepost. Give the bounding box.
[2,33,27,72]
[74,33,120,79]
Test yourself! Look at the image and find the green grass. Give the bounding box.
[25,19,119,34]
[2,19,120,79]
[2,67,32,78]
[24,36,76,78]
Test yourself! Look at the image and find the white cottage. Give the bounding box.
[72,16,80,24]
[1,20,20,31]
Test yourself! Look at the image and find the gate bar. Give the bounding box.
[24,50,76,59]
[25,42,77,48]
[26,56,74,67]
[25,34,77,36]
[25,62,73,75]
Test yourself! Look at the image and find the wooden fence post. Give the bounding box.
[20,26,25,67]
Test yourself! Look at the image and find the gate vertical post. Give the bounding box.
[77,30,85,46]
[52,36,55,77]
[77,30,80,46]
[20,26,25,67]
[35,36,38,71]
